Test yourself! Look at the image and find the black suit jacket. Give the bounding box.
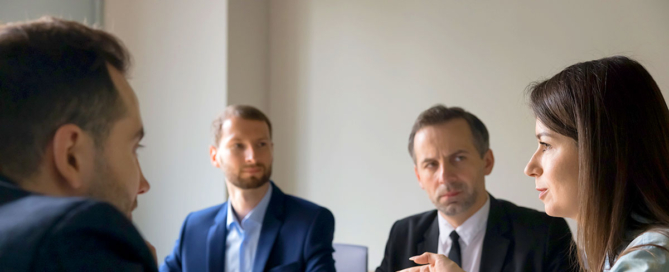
[0,176,158,272]
[376,195,577,272]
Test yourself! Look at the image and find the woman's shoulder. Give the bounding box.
[629,229,669,247]
[609,228,669,272]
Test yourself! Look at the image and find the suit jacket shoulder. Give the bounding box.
[375,210,439,272]
[481,196,577,272]
[0,191,157,272]
[389,210,438,234]
[493,198,569,232]
[282,193,335,222]
[182,202,225,227]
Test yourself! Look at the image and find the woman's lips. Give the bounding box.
[537,188,548,200]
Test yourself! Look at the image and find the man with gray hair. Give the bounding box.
[376,105,577,272]
[161,105,336,272]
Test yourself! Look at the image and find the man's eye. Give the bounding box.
[455,156,465,162]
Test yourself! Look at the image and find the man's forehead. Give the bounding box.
[415,121,477,152]
[107,63,138,108]
[222,117,270,138]
[418,120,473,142]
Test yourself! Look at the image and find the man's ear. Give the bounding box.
[51,124,95,190]
[483,149,495,175]
[210,145,221,168]
[414,164,425,190]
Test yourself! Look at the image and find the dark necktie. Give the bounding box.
[448,230,462,267]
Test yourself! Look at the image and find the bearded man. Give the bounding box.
[161,105,336,272]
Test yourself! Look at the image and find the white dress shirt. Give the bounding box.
[437,196,490,272]
[225,185,273,272]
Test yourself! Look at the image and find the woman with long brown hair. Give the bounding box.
[401,56,669,271]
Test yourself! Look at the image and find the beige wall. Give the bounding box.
[105,0,228,263]
[268,1,669,270]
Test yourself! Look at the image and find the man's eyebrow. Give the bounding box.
[420,157,436,165]
[450,149,468,156]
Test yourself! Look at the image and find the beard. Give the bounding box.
[87,154,133,217]
[225,163,272,189]
[433,181,478,216]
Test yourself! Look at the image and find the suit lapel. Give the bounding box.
[416,214,440,255]
[480,195,511,272]
[252,182,285,272]
[207,202,229,272]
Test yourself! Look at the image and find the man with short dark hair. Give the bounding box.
[376,105,577,272]
[161,105,336,272]
[0,17,157,271]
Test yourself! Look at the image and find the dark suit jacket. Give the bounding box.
[0,176,158,272]
[160,182,336,272]
[376,195,577,272]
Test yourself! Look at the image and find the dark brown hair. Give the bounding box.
[528,56,669,271]
[0,17,130,181]
[408,104,489,162]
[212,105,273,146]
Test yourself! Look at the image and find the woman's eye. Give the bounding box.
[540,142,551,151]
[134,144,144,155]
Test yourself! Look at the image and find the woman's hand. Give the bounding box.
[397,252,465,272]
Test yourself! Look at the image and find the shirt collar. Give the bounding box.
[438,195,490,246]
[226,184,273,230]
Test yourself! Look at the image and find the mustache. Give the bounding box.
[435,182,466,194]
[243,163,266,169]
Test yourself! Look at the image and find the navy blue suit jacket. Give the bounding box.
[0,176,158,271]
[160,182,336,272]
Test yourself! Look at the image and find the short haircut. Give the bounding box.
[408,105,490,162]
[0,17,130,180]
[212,105,273,146]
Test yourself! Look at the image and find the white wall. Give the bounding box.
[104,0,228,263]
[268,1,669,270]
[228,0,270,111]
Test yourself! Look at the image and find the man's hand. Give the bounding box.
[145,239,157,263]
[397,252,465,272]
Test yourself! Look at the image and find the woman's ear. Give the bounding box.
[51,124,96,191]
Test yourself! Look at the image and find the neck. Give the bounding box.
[17,164,76,197]
[440,193,488,228]
[226,180,270,220]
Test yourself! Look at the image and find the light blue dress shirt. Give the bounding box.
[225,185,273,272]
[606,229,669,272]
